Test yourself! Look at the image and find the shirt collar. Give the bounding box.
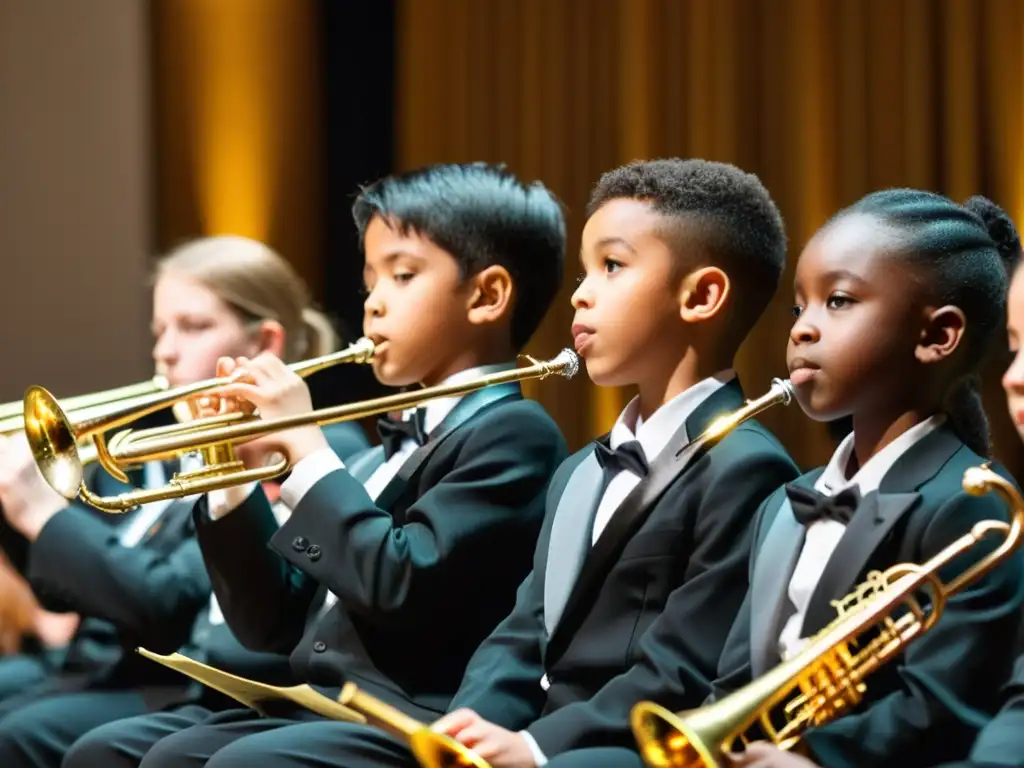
[815,414,946,496]
[608,369,736,462]
[403,362,517,435]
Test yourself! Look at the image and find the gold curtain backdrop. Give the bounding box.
[152,0,322,296]
[396,0,1024,472]
[150,0,1024,473]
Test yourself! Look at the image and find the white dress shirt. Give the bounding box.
[591,371,735,543]
[776,415,945,660]
[523,370,735,766]
[206,363,515,614]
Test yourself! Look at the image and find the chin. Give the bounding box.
[372,360,418,389]
[794,388,849,424]
[581,356,629,388]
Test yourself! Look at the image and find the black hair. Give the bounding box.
[352,162,566,349]
[587,158,788,349]
[833,190,1021,456]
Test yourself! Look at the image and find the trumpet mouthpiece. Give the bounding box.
[552,349,580,379]
[770,378,796,405]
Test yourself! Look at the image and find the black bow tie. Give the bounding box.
[377,411,427,460]
[785,483,862,527]
[594,439,650,483]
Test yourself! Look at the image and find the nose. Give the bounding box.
[1003,349,1024,393]
[152,328,178,369]
[363,286,384,323]
[570,277,593,310]
[789,309,820,346]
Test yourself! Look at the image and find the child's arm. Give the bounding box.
[961,655,1024,767]
[270,400,565,623]
[193,485,321,654]
[803,490,1024,768]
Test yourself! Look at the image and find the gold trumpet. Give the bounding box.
[23,337,377,509]
[631,464,1024,768]
[29,348,579,513]
[338,683,491,768]
[0,376,169,428]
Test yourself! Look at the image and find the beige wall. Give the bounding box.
[0,0,152,403]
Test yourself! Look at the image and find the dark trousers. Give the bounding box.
[0,655,49,702]
[65,705,404,768]
[0,689,148,768]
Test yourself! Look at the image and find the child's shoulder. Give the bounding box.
[920,441,1016,499]
[456,396,567,453]
[708,418,799,473]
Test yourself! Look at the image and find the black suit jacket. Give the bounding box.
[713,424,1024,768]
[450,380,800,756]
[194,385,567,720]
[941,655,1024,768]
[14,422,368,707]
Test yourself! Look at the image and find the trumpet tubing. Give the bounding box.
[39,348,579,513]
[23,337,377,508]
[631,465,1024,768]
[0,376,169,435]
[337,683,491,768]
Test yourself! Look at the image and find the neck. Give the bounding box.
[635,347,730,423]
[420,343,514,388]
[849,407,938,475]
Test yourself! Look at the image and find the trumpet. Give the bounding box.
[631,464,1024,768]
[338,683,491,768]
[0,376,170,428]
[30,348,579,513]
[23,337,377,508]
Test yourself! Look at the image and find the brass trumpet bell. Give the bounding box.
[631,702,722,768]
[23,385,84,500]
[24,336,377,507]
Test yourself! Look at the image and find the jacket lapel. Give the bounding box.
[545,381,746,660]
[346,446,386,485]
[749,472,818,677]
[373,383,522,512]
[798,423,963,636]
[798,491,919,636]
[543,448,603,634]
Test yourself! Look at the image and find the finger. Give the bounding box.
[449,722,492,748]
[468,737,502,761]
[431,709,478,737]
[207,382,265,405]
[215,356,238,378]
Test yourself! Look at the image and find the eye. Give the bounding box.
[179,318,213,334]
[791,305,803,318]
[394,271,415,285]
[826,293,855,310]
[604,257,623,274]
[575,273,585,286]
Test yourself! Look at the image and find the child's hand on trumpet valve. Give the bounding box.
[195,354,329,469]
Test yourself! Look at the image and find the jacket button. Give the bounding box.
[313,641,327,653]
[291,536,308,552]
[306,545,322,561]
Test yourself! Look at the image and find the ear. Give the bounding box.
[466,265,515,327]
[679,266,731,323]
[916,305,967,364]
[252,320,287,359]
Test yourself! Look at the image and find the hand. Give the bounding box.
[0,433,69,540]
[431,709,538,768]
[200,354,329,467]
[724,743,821,768]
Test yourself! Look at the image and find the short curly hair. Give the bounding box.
[588,158,787,347]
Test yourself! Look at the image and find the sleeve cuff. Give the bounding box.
[279,448,345,509]
[519,731,547,767]
[207,483,259,521]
